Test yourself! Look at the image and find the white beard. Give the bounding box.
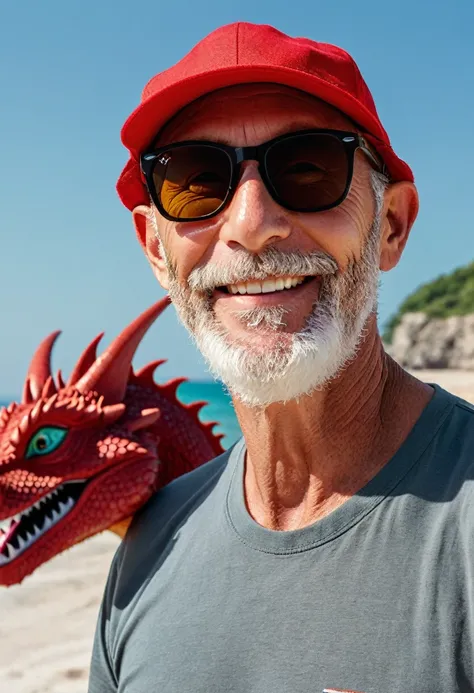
[159,215,381,408]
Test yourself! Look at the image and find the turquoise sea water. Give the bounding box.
[177,381,241,449]
[0,381,241,450]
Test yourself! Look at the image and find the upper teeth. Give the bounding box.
[0,514,22,533]
[228,276,305,295]
[0,490,60,533]
[0,484,79,566]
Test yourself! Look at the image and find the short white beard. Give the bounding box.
[154,189,383,408]
[193,239,379,406]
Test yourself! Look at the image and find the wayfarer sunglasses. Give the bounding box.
[140,129,384,223]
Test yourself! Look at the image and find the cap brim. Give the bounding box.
[122,64,388,154]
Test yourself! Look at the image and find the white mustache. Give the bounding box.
[187,249,338,292]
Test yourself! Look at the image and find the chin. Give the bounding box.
[195,316,358,408]
[228,329,295,355]
[171,266,379,407]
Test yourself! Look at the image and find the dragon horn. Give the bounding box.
[25,331,61,401]
[67,333,104,387]
[74,297,171,403]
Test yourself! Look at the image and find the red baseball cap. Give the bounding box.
[117,22,414,211]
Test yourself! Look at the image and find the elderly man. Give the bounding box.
[88,22,473,693]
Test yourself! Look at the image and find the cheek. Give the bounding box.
[161,220,221,283]
[318,187,374,267]
[298,208,365,272]
[156,223,187,280]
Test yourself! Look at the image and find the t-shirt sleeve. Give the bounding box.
[87,550,121,693]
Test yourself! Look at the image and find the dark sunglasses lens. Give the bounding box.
[265,133,349,211]
[151,145,232,220]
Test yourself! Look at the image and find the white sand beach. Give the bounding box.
[1,369,473,693]
[0,533,120,693]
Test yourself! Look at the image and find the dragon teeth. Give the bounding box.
[0,488,79,567]
[0,482,79,530]
[0,514,21,533]
[16,534,28,551]
[42,515,53,532]
[0,544,12,565]
[59,498,74,512]
[0,540,24,564]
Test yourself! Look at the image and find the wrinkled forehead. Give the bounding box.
[156,83,358,147]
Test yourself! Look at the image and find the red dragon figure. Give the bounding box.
[0,297,224,586]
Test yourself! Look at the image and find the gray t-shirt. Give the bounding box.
[88,385,474,693]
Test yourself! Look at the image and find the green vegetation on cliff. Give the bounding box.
[383,261,474,344]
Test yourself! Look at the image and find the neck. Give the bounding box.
[233,316,433,531]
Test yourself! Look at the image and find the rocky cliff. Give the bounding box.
[386,312,474,369]
[383,260,474,369]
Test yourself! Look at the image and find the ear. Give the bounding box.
[132,205,170,290]
[379,181,419,272]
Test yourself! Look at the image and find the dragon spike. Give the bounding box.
[67,333,104,387]
[159,377,187,400]
[185,401,207,417]
[127,408,161,433]
[43,393,58,413]
[75,296,171,404]
[135,359,167,384]
[10,426,21,446]
[56,369,65,389]
[30,399,43,422]
[22,377,33,405]
[41,375,57,399]
[0,407,8,431]
[19,413,30,434]
[26,331,61,401]
[101,403,126,426]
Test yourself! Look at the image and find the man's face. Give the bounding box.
[140,84,385,406]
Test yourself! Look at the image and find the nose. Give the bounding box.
[219,162,291,253]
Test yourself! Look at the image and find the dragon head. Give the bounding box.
[0,298,223,585]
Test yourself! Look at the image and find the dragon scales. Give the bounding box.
[0,298,224,586]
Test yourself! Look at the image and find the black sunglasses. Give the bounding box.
[140,129,384,223]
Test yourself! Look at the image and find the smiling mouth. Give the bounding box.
[216,275,318,295]
[0,480,87,566]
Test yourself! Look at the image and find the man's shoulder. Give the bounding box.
[423,387,474,509]
[105,445,238,598]
[131,445,234,533]
[427,384,474,438]
[449,388,474,414]
[443,387,474,449]
[112,444,235,566]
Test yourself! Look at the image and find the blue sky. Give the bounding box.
[0,0,473,397]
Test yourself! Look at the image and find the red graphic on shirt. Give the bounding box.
[323,689,367,693]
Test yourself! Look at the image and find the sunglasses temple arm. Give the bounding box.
[359,139,388,177]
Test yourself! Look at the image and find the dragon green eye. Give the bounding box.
[25,426,68,459]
